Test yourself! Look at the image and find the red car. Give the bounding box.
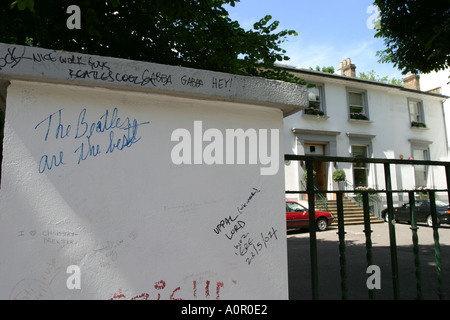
[286,200,334,231]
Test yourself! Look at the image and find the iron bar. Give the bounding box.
[285,154,449,166]
[286,188,449,194]
[446,165,450,204]
[336,192,347,300]
[408,191,423,300]
[306,159,319,300]
[384,163,400,300]
[429,191,444,300]
[362,192,374,299]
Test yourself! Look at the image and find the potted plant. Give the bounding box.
[332,169,346,198]
[305,107,325,116]
[332,169,346,183]
[350,112,369,120]
[411,121,426,128]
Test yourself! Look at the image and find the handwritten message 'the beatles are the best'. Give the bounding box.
[34,107,150,174]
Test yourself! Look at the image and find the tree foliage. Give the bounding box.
[1,0,305,84]
[374,0,450,74]
[310,66,335,74]
[359,70,403,86]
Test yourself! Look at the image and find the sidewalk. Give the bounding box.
[287,222,450,299]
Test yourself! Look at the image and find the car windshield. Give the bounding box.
[404,200,448,208]
[287,202,306,212]
[435,200,448,207]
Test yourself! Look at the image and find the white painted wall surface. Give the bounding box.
[0,80,288,300]
[420,69,450,157]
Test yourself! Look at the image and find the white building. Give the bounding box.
[283,59,449,204]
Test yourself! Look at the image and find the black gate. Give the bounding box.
[285,154,450,300]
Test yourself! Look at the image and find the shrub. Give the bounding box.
[332,169,346,182]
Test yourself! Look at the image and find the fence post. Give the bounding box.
[446,166,450,204]
[306,159,319,300]
[384,163,400,299]
[362,192,374,299]
[408,191,423,300]
[429,191,444,300]
[336,192,347,300]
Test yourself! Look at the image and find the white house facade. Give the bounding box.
[420,68,450,157]
[283,59,449,206]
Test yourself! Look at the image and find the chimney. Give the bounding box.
[403,72,421,90]
[338,58,356,77]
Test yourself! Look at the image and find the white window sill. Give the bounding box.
[348,119,373,124]
[410,126,429,130]
[302,113,329,121]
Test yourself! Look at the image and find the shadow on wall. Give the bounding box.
[0,80,8,186]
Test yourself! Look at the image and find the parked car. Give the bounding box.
[286,200,334,231]
[381,199,450,227]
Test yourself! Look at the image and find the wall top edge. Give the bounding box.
[0,43,308,117]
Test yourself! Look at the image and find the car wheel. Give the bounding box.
[426,215,433,227]
[316,218,328,231]
[426,215,440,227]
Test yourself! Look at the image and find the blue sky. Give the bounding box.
[225,0,405,80]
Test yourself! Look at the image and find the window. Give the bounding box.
[286,202,306,212]
[409,139,432,188]
[413,148,428,187]
[408,99,426,128]
[347,89,368,120]
[352,145,368,187]
[304,84,325,116]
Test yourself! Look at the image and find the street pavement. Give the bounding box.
[287,222,450,300]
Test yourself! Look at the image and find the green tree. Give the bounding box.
[1,0,305,84]
[374,0,450,74]
[310,66,335,74]
[359,70,403,86]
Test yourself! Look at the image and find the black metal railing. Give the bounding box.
[285,154,450,300]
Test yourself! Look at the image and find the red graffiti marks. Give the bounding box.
[9,279,52,300]
[130,293,149,300]
[169,287,182,300]
[110,279,236,300]
[110,289,126,300]
[216,282,224,300]
[109,280,180,300]
[9,259,63,300]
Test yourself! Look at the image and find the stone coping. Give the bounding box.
[0,43,308,117]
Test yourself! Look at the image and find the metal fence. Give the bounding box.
[285,154,450,300]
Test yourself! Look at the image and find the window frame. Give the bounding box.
[346,88,369,121]
[409,139,432,188]
[304,83,326,116]
[408,98,426,128]
[351,144,369,187]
